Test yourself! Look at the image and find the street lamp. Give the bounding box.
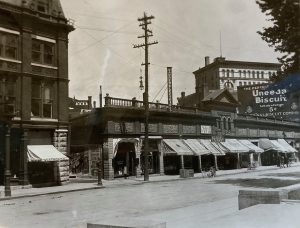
[1,112,15,197]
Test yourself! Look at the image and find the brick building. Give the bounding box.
[178,57,281,108]
[0,0,73,186]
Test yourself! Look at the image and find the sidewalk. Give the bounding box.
[0,162,299,201]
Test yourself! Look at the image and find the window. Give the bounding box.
[239,81,242,86]
[261,71,264,78]
[0,78,16,114]
[37,0,49,13]
[243,70,246,78]
[0,32,18,60]
[231,70,234,77]
[226,69,230,77]
[222,69,225,77]
[32,39,55,65]
[256,71,260,78]
[247,70,251,78]
[31,80,53,118]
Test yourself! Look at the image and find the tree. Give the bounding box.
[256,0,300,75]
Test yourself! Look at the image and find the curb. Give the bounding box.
[0,185,104,202]
[1,164,299,201]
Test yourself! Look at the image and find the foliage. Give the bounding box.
[256,0,299,74]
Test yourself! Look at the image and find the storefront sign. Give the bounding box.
[182,125,196,134]
[201,125,212,134]
[237,73,300,121]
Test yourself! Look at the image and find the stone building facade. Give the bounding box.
[71,94,300,180]
[0,0,73,185]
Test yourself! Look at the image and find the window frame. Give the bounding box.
[31,81,53,118]
[0,31,19,60]
[31,38,55,66]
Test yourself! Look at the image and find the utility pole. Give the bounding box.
[133,12,158,181]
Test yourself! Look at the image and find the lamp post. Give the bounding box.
[0,100,15,197]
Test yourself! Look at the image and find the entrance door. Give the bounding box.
[113,142,136,177]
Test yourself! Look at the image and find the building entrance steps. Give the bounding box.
[0,162,299,201]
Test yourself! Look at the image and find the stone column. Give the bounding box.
[198,155,202,172]
[237,153,240,169]
[214,155,219,170]
[158,140,164,175]
[180,155,184,169]
[103,138,114,180]
[258,153,262,166]
[19,129,29,186]
[53,129,69,184]
[135,140,142,177]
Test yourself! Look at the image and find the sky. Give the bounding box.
[60,0,278,106]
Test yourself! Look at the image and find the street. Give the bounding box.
[0,166,300,228]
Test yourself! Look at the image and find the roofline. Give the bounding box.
[193,59,282,74]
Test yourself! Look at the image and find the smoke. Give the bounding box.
[101,49,111,82]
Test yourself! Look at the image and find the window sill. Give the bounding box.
[30,117,58,122]
[31,63,58,69]
[0,57,21,64]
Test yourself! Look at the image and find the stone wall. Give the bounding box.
[53,129,69,184]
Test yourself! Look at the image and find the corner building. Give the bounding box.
[0,0,74,186]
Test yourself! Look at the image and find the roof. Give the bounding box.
[202,88,240,106]
[0,0,66,18]
[194,57,281,74]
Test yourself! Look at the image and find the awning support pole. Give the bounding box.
[214,155,218,170]
[199,155,202,172]
[258,153,262,166]
[237,153,240,169]
[180,155,184,169]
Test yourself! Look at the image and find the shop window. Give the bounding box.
[0,78,16,114]
[31,80,53,118]
[32,39,55,65]
[0,32,19,60]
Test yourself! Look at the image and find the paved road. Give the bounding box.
[0,166,299,228]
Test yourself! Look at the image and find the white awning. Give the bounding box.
[258,138,282,152]
[183,139,210,156]
[220,139,250,153]
[211,142,228,155]
[277,139,297,153]
[199,139,225,156]
[239,140,264,153]
[271,140,288,153]
[162,139,194,156]
[27,145,68,162]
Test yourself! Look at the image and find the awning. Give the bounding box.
[28,145,68,162]
[220,139,250,153]
[239,140,264,153]
[183,139,210,156]
[199,139,225,156]
[271,140,288,153]
[277,139,298,153]
[258,138,283,152]
[113,138,139,158]
[211,142,228,155]
[162,139,194,156]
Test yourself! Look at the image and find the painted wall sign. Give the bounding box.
[237,73,300,121]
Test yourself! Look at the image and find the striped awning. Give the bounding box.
[28,145,68,162]
[183,139,210,156]
[220,139,250,153]
[277,139,297,153]
[239,140,264,153]
[258,138,283,152]
[162,139,194,156]
[199,139,225,156]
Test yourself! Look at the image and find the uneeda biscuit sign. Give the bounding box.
[237,73,300,121]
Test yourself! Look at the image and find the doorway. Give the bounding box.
[113,142,136,177]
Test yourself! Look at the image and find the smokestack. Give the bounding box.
[88,96,92,109]
[205,56,210,66]
[99,85,103,108]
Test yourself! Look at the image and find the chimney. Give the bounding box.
[99,85,103,108]
[93,101,96,108]
[88,96,92,109]
[181,92,185,98]
[205,56,210,66]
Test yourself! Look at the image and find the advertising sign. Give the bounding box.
[237,73,300,121]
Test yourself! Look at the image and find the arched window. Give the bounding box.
[223,117,226,130]
[239,81,242,86]
[252,71,255,78]
[243,70,246,78]
[226,69,230,77]
[261,71,264,78]
[256,71,259,78]
[227,118,231,131]
[231,70,234,77]
[222,69,225,77]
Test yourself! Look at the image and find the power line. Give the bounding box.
[152,82,167,102]
[75,25,136,35]
[70,20,136,58]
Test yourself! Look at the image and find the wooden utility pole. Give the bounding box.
[133,12,158,181]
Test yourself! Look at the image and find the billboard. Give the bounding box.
[237,73,300,121]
